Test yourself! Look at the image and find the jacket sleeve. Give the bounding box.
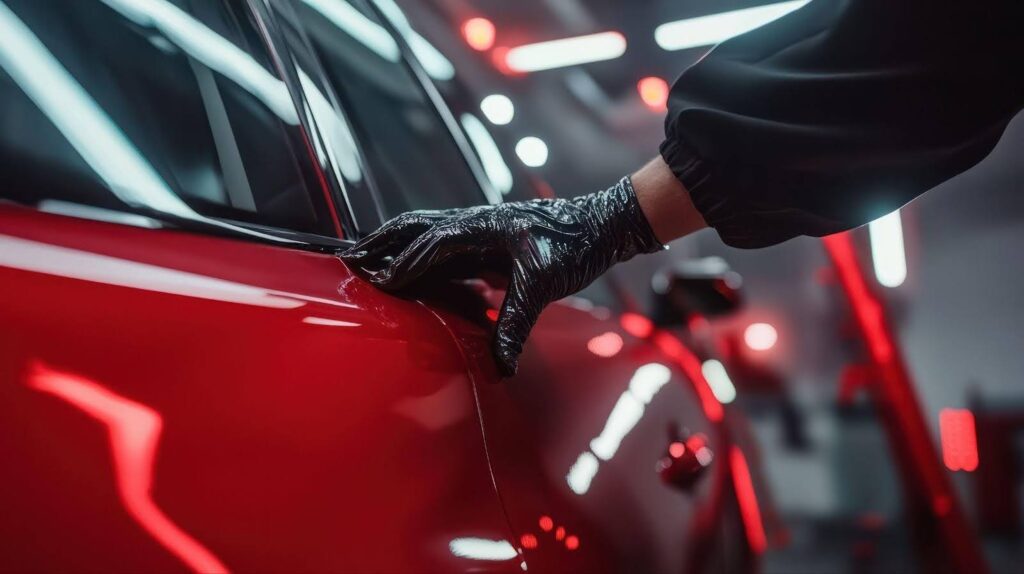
[660,0,1023,248]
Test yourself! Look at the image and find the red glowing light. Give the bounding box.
[668,441,686,458]
[565,535,579,550]
[554,526,565,541]
[462,17,496,51]
[485,308,499,322]
[520,533,538,549]
[743,322,777,351]
[28,361,228,573]
[653,332,724,422]
[730,446,767,555]
[587,331,624,357]
[539,515,553,532]
[940,409,979,472]
[619,312,653,338]
[637,76,669,111]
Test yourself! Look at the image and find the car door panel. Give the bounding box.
[423,286,728,573]
[0,206,520,572]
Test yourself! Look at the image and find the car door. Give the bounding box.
[0,1,519,571]
[286,2,753,570]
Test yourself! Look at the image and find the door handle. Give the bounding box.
[658,433,713,491]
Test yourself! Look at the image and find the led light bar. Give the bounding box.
[505,31,626,73]
[655,0,809,51]
[868,210,907,288]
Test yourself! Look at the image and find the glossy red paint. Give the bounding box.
[0,206,519,572]
[28,361,229,573]
[823,232,988,573]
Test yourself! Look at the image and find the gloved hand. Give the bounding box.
[340,176,664,376]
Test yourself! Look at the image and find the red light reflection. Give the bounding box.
[539,515,553,532]
[554,526,565,541]
[668,441,686,458]
[520,533,538,550]
[939,409,979,472]
[565,535,579,551]
[619,312,653,338]
[27,361,228,573]
[587,331,623,358]
[653,332,723,422]
[730,446,767,554]
[485,308,499,322]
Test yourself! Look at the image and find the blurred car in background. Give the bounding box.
[0,0,765,571]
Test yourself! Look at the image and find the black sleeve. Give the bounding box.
[660,0,1023,248]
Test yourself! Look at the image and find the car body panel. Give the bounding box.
[423,286,736,573]
[0,205,520,572]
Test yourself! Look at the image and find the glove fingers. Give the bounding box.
[342,211,451,264]
[370,226,480,291]
[493,263,542,377]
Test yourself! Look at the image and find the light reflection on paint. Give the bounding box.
[567,364,672,494]
[28,361,228,573]
[940,408,979,472]
[700,359,737,404]
[730,446,767,554]
[449,537,518,561]
[302,317,361,327]
[586,331,624,358]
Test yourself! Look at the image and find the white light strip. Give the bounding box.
[567,363,672,494]
[449,538,518,561]
[701,359,737,404]
[370,0,455,80]
[505,31,626,73]
[100,0,298,125]
[654,0,809,51]
[868,210,907,288]
[297,68,363,183]
[0,2,195,218]
[302,0,401,62]
[460,114,512,200]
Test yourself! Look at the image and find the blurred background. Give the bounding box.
[390,0,1024,571]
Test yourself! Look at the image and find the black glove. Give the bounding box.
[340,176,663,376]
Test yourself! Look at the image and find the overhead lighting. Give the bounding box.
[868,210,907,288]
[461,17,496,51]
[566,451,599,495]
[637,76,669,111]
[939,409,979,472]
[654,0,810,51]
[504,31,626,73]
[701,359,737,404]
[480,94,514,125]
[743,322,777,351]
[515,136,548,167]
[459,114,513,198]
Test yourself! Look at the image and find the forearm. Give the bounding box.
[631,156,706,244]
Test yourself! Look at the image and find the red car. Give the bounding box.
[0,0,762,571]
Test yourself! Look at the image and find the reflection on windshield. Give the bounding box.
[297,68,364,184]
[459,114,511,202]
[99,0,298,125]
[371,0,455,81]
[0,1,195,218]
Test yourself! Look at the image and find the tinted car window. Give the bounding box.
[294,0,486,219]
[0,0,336,236]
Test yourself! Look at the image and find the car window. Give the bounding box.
[0,0,337,237]
[293,0,487,220]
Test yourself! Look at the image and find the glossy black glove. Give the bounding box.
[340,176,663,376]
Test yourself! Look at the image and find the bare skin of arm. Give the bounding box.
[631,156,707,244]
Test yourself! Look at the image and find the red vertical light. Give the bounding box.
[462,18,496,51]
[940,409,979,472]
[637,76,669,111]
[730,446,767,554]
[619,312,653,338]
[653,332,724,422]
